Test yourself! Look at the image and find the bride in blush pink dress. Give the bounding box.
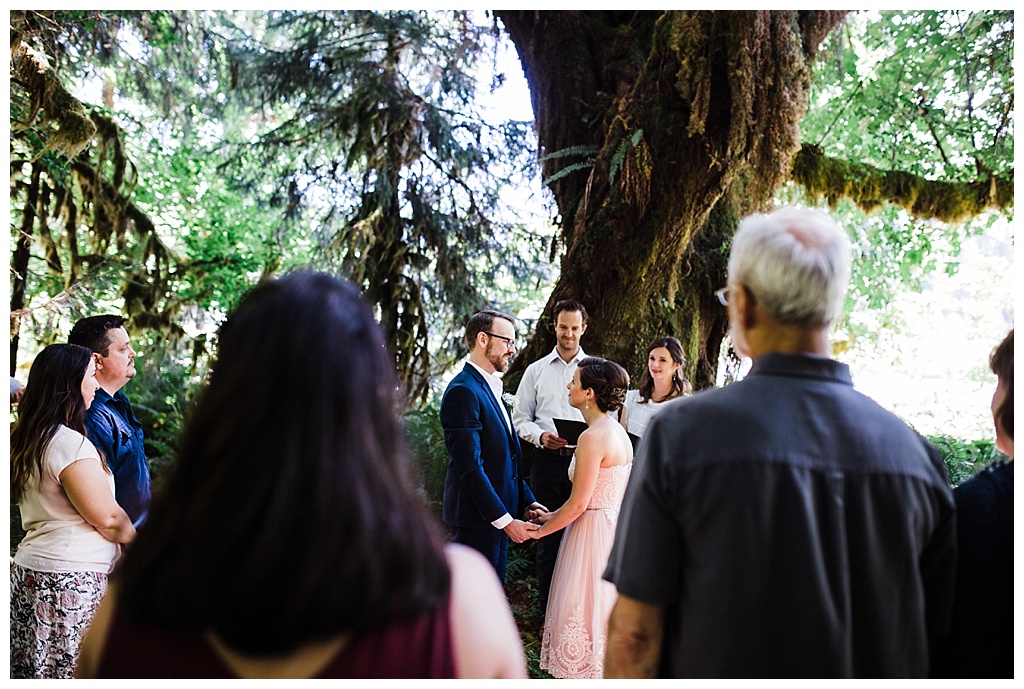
[528,357,633,679]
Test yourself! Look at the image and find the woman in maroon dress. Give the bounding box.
[76,272,526,678]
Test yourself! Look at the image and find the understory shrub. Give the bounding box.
[129,356,202,492]
[928,434,1008,487]
[403,396,448,518]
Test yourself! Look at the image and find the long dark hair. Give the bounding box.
[10,344,95,503]
[114,272,450,654]
[637,336,692,403]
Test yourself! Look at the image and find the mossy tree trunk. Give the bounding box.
[10,167,42,374]
[497,10,845,389]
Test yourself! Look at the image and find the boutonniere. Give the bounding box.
[502,392,519,409]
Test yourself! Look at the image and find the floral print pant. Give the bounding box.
[9,562,108,679]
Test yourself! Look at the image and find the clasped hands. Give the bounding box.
[503,502,551,543]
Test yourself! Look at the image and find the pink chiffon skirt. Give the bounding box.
[538,507,619,679]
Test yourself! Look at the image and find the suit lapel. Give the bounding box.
[464,364,518,447]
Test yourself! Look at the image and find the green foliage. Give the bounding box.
[608,128,644,186]
[505,539,534,582]
[11,10,554,406]
[127,352,203,491]
[927,434,1008,487]
[776,186,1005,350]
[402,395,449,516]
[538,145,600,162]
[127,140,292,317]
[211,10,551,403]
[805,11,1013,181]
[542,161,594,187]
[10,9,1013,415]
[538,144,598,187]
[10,11,287,375]
[504,540,550,679]
[790,10,1014,351]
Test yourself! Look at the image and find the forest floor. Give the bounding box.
[502,541,552,678]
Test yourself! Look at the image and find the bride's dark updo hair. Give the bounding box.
[577,357,629,413]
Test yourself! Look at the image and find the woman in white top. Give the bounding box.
[619,336,692,439]
[10,343,136,679]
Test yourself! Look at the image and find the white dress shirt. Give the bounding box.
[467,361,516,529]
[467,361,513,434]
[512,347,587,448]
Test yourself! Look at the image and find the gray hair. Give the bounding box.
[727,207,851,328]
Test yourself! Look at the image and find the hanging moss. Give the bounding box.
[11,41,97,160]
[502,11,847,384]
[792,144,1013,223]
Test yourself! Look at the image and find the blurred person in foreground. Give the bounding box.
[931,329,1013,678]
[76,272,527,679]
[604,206,956,678]
[11,344,136,678]
[10,375,26,404]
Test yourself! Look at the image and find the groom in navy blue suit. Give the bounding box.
[441,309,547,582]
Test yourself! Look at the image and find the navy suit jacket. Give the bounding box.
[440,363,535,529]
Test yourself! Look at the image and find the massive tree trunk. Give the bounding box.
[497,10,845,389]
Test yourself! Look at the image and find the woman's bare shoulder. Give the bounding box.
[445,544,527,678]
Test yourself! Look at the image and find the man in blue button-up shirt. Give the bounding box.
[69,315,151,527]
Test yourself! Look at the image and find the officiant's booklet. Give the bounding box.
[553,418,588,447]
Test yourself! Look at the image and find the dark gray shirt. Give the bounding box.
[604,353,956,678]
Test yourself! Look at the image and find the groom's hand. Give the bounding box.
[525,502,550,522]
[504,519,540,543]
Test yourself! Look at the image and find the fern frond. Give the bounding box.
[538,145,598,163]
[542,161,593,187]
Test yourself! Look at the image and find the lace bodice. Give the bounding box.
[568,456,632,510]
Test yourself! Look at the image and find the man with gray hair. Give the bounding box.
[603,206,956,678]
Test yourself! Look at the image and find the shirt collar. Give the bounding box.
[467,360,505,397]
[92,387,131,410]
[748,352,853,386]
[542,346,587,366]
[93,387,115,404]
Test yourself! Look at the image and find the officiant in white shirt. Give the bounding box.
[512,299,589,613]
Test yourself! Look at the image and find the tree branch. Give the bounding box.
[791,144,1013,223]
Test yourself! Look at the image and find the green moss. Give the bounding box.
[792,145,1013,222]
[13,42,97,160]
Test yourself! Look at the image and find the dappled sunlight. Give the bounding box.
[839,217,1013,439]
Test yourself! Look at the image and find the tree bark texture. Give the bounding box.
[497,10,845,389]
[10,167,42,375]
